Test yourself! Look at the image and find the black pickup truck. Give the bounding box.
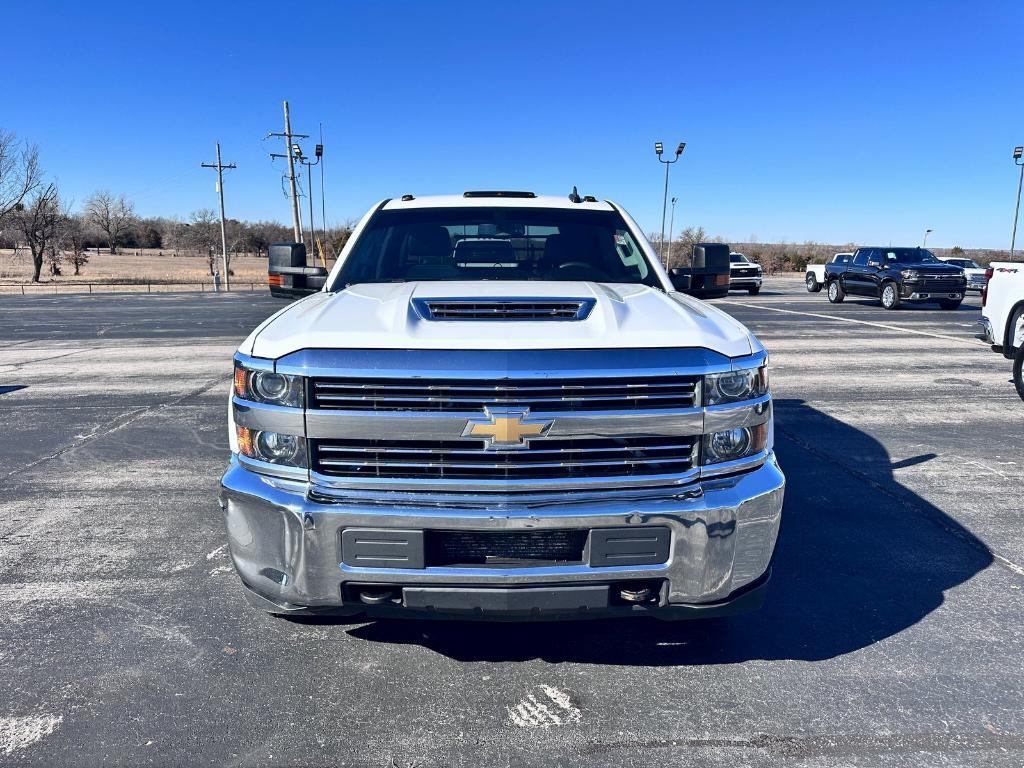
[824,247,966,310]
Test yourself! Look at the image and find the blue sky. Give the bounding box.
[8,1,1023,248]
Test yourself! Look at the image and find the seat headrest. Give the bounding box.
[406,225,452,260]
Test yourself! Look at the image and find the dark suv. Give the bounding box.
[824,247,966,310]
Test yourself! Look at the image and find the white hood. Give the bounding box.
[241,281,756,359]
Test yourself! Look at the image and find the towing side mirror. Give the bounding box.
[668,268,692,291]
[268,243,329,298]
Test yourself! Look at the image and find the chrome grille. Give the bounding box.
[414,298,594,321]
[919,275,965,292]
[310,376,699,412]
[311,436,698,480]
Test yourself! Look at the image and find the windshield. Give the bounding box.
[880,248,940,265]
[730,254,748,263]
[947,259,980,269]
[331,207,659,288]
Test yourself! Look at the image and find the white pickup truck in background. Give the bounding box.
[805,253,853,293]
[978,262,1024,400]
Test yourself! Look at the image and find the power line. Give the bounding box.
[200,142,237,291]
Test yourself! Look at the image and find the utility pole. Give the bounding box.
[201,142,237,290]
[319,123,327,251]
[297,146,322,261]
[268,101,308,243]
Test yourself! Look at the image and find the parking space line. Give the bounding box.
[719,301,988,347]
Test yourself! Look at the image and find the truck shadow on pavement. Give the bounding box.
[345,398,993,663]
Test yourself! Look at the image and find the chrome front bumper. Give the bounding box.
[729,276,763,287]
[218,454,785,619]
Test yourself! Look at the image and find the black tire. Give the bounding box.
[805,273,821,292]
[880,282,901,310]
[1014,346,1024,402]
[748,286,760,295]
[827,280,845,303]
[938,299,962,310]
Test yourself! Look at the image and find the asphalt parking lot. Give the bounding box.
[1,278,1022,767]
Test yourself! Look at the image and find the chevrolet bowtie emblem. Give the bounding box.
[462,407,554,451]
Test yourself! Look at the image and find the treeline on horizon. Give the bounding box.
[653,226,1013,273]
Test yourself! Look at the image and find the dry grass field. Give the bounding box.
[0,247,806,294]
[0,249,340,293]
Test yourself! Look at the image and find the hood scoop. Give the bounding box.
[412,298,596,321]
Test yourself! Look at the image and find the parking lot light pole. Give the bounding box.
[667,196,678,264]
[655,141,685,261]
[922,228,933,248]
[1011,146,1024,258]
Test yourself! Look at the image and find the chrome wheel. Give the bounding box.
[882,285,897,309]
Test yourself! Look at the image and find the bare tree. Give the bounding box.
[15,183,61,282]
[58,212,90,275]
[0,130,41,224]
[85,190,135,254]
[666,226,708,269]
[186,208,220,274]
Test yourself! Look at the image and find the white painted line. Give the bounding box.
[994,555,1024,578]
[206,544,228,560]
[719,301,989,348]
[507,686,582,728]
[0,715,63,756]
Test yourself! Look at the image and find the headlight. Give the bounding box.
[703,423,768,465]
[236,426,307,467]
[901,269,919,279]
[234,362,304,407]
[703,365,769,406]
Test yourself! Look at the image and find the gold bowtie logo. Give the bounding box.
[463,407,553,450]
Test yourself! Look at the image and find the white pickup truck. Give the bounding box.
[220,191,785,621]
[978,262,1024,400]
[805,252,853,292]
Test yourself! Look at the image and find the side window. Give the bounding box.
[853,250,870,266]
[838,254,851,265]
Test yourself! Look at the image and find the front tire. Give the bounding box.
[1014,347,1024,402]
[938,299,962,310]
[827,280,845,303]
[805,273,821,292]
[880,282,901,310]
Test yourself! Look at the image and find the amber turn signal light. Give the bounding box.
[233,366,248,398]
[236,425,255,457]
